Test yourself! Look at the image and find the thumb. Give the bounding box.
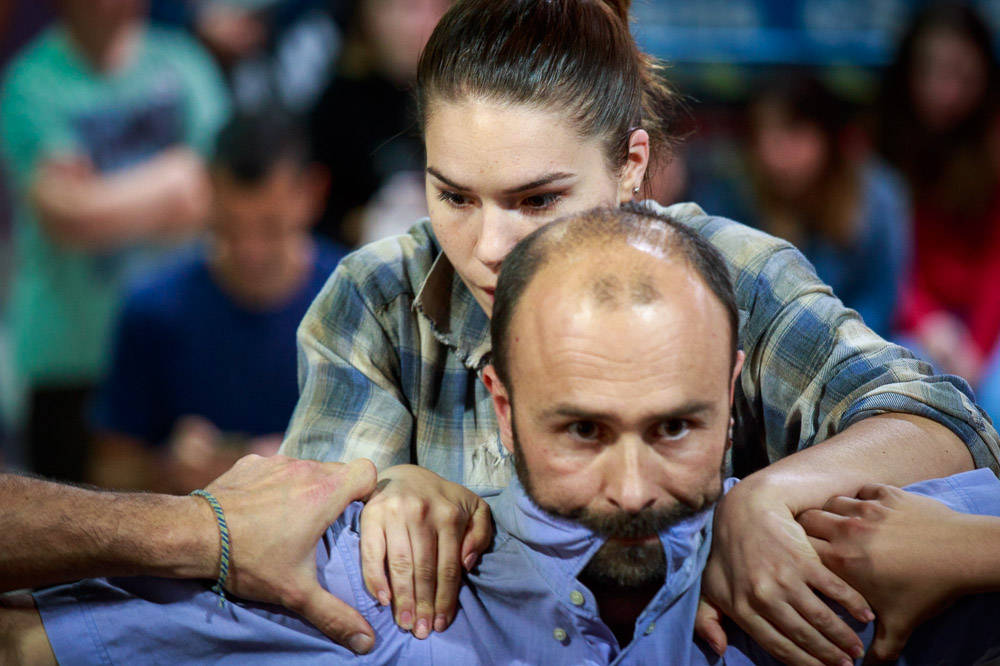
[459,500,494,571]
[694,597,729,656]
[294,579,377,654]
[321,459,378,525]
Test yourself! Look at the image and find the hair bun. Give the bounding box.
[600,0,631,24]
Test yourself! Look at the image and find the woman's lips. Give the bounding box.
[483,287,496,303]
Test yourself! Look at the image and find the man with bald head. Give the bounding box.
[4,204,1000,664]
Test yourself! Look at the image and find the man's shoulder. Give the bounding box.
[0,29,68,103]
[119,250,211,323]
[330,219,440,311]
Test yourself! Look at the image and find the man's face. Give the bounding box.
[485,247,742,588]
[209,161,322,304]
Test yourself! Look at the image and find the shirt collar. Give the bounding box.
[413,249,493,371]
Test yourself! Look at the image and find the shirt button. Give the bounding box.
[553,627,568,642]
[644,623,655,635]
[570,590,585,606]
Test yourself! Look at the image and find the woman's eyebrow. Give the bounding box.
[426,166,470,191]
[500,172,575,195]
[425,167,576,194]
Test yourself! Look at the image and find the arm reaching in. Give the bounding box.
[696,413,974,666]
[799,482,1000,663]
[0,455,380,653]
[359,464,493,639]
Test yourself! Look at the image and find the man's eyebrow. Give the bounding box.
[425,167,576,194]
[540,400,716,423]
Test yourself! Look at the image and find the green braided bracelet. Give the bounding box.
[190,489,231,607]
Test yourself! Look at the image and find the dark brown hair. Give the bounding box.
[490,202,739,391]
[875,2,1000,219]
[416,0,677,172]
[748,73,861,246]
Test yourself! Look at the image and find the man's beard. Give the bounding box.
[511,418,723,592]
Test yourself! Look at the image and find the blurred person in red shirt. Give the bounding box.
[876,2,1000,396]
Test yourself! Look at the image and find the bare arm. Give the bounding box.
[0,455,379,653]
[0,472,217,591]
[29,147,210,251]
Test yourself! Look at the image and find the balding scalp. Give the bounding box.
[490,202,738,389]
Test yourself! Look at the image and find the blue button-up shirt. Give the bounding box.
[35,470,1000,665]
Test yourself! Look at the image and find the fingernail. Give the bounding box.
[399,610,413,629]
[863,609,875,622]
[414,618,429,639]
[347,633,374,654]
[709,641,723,656]
[377,590,390,606]
[434,614,448,632]
[839,658,854,666]
[852,645,865,659]
[463,554,476,570]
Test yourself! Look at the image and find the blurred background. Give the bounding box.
[2,0,999,489]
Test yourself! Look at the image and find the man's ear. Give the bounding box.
[618,128,650,203]
[729,350,745,406]
[482,365,515,455]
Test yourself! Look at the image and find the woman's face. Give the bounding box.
[424,98,647,316]
[910,27,989,131]
[751,103,828,200]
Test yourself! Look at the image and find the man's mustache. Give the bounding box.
[553,501,703,540]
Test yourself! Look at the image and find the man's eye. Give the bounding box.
[567,421,601,441]
[437,190,470,207]
[655,419,689,440]
[521,192,561,211]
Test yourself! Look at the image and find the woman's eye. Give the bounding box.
[521,192,561,211]
[437,190,470,207]
[567,421,601,441]
[655,419,690,440]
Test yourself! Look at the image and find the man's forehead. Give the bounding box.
[507,249,732,391]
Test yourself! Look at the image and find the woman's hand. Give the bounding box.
[695,476,872,666]
[359,464,493,639]
[799,484,977,662]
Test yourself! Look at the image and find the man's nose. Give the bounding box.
[473,206,519,272]
[606,439,659,514]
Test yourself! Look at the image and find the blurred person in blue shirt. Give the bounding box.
[90,107,346,494]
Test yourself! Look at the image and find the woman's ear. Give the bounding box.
[618,128,650,203]
[482,365,515,454]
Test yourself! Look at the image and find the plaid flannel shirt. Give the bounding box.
[281,202,1000,494]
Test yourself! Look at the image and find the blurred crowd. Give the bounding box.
[1,0,999,491]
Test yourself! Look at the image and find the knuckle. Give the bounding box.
[438,562,464,586]
[388,560,414,578]
[436,503,464,526]
[406,500,431,522]
[413,564,438,582]
[747,578,775,603]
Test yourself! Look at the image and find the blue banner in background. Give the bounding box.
[633,0,1000,66]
